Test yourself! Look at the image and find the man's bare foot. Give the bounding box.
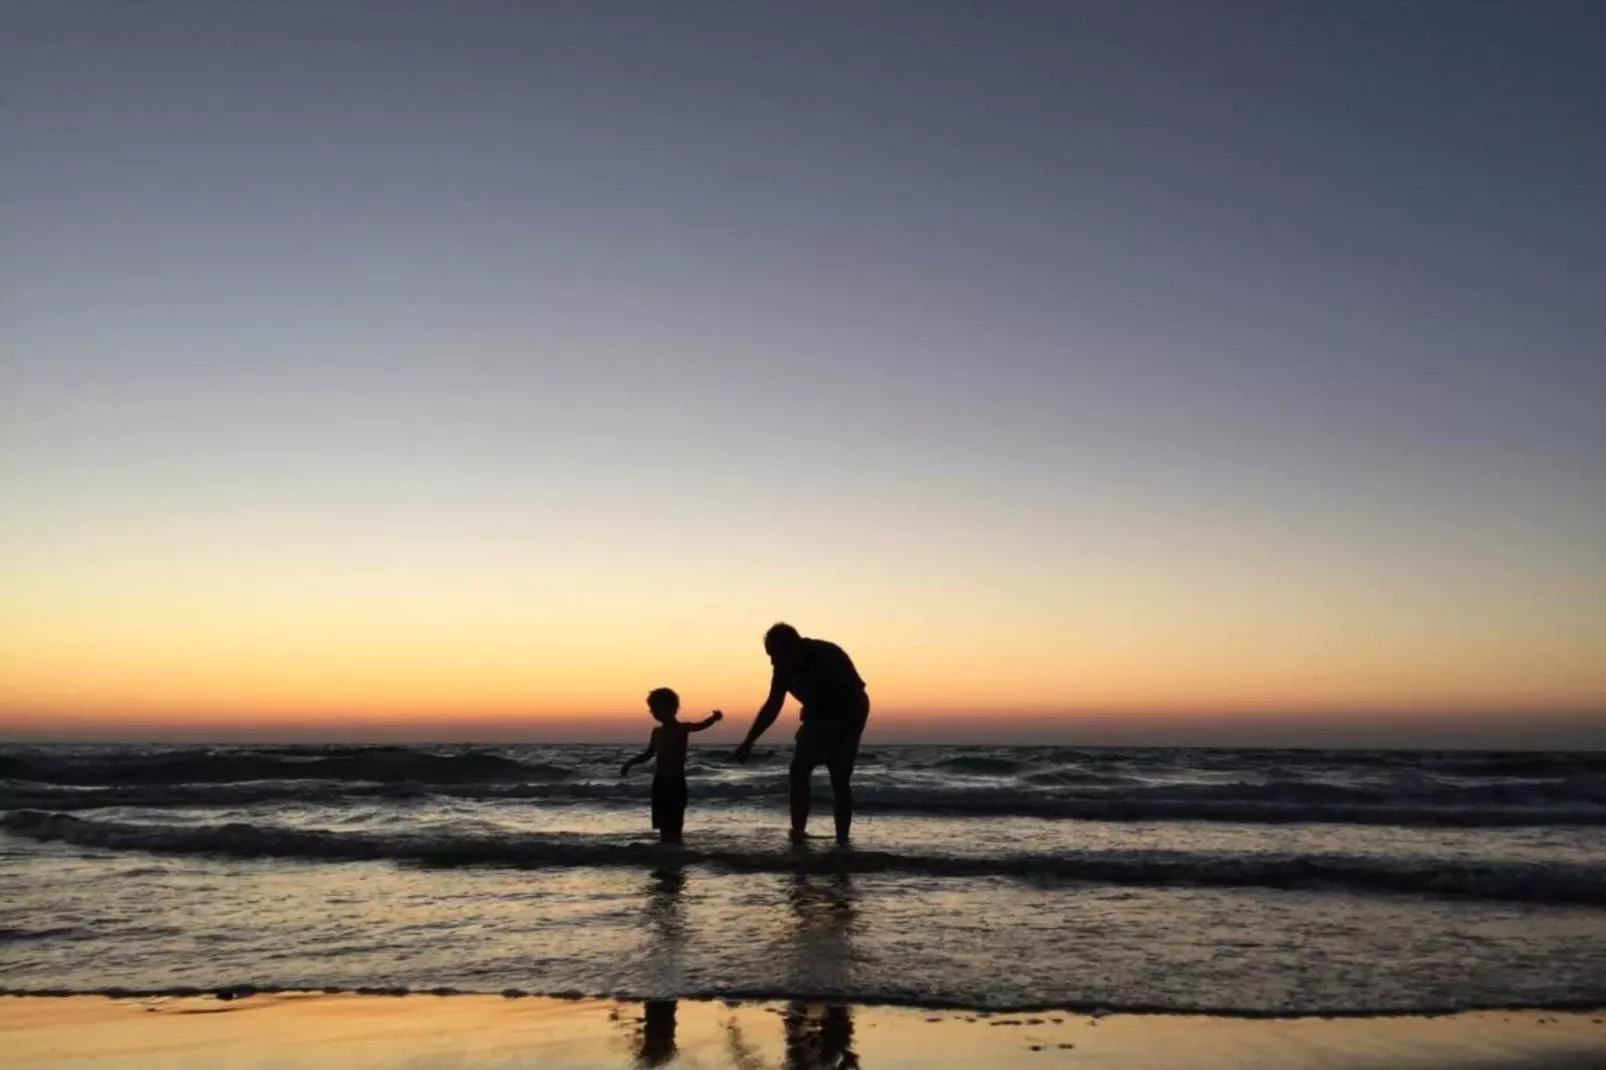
[788,828,809,846]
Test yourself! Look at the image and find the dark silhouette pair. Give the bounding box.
[627,623,870,845]
[634,1000,856,1070]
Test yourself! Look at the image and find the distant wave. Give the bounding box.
[932,755,1030,775]
[9,745,1603,787]
[0,747,569,787]
[5,744,1604,830]
[5,778,1603,827]
[0,925,95,943]
[1020,769,1143,787]
[5,809,1603,906]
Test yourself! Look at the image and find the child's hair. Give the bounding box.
[646,687,679,717]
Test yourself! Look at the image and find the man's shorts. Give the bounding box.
[793,696,870,774]
[651,774,688,834]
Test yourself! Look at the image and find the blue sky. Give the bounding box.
[2,1,1603,744]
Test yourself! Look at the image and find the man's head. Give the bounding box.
[646,687,679,722]
[764,622,803,665]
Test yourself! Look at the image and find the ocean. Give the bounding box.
[2,742,1604,1015]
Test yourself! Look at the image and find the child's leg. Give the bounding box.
[658,777,687,843]
[651,775,669,837]
[660,790,683,842]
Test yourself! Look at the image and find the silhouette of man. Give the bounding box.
[733,623,869,845]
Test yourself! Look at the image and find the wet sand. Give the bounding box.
[2,994,1603,1070]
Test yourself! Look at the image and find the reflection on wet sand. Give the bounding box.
[634,867,688,1066]
[4,997,1602,1070]
[646,866,687,944]
[782,872,859,1069]
[633,867,862,1068]
[717,870,862,1069]
[637,999,678,1067]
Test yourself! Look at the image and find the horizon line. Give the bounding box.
[3,735,1603,754]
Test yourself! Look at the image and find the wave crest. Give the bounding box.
[5,810,1602,906]
[5,778,1602,827]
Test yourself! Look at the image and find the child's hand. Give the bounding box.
[711,710,724,722]
[619,762,632,778]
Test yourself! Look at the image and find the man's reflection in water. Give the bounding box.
[634,866,686,1067]
[782,872,859,1070]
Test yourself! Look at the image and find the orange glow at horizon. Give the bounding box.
[5,591,1603,740]
[4,466,1604,744]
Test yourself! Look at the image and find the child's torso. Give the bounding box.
[654,723,691,775]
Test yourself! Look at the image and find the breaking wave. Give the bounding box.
[5,809,1603,906]
[4,778,1602,827]
[5,744,1603,829]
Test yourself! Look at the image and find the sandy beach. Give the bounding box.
[2,994,1603,1070]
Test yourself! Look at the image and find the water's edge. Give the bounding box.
[3,986,1605,1019]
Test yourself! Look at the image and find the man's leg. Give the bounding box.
[826,757,853,845]
[789,755,814,841]
[826,712,866,846]
[790,724,826,842]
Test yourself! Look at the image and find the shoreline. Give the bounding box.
[2,994,1604,1070]
[4,987,1606,1019]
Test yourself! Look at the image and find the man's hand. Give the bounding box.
[732,740,752,762]
[619,761,633,778]
[711,710,724,722]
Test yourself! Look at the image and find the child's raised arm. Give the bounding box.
[620,728,660,776]
[688,710,724,732]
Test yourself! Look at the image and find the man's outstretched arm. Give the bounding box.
[733,679,787,760]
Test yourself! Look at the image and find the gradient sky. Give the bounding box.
[3,1,1603,746]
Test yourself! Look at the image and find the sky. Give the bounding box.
[2,1,1603,747]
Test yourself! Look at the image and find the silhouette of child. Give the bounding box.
[621,688,722,843]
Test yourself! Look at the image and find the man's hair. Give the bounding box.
[646,687,679,715]
[764,622,801,654]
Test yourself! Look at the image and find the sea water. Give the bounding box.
[3,743,1603,1013]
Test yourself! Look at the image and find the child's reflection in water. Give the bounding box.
[636,999,679,1068]
[633,866,686,1066]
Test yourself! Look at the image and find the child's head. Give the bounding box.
[646,687,679,722]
